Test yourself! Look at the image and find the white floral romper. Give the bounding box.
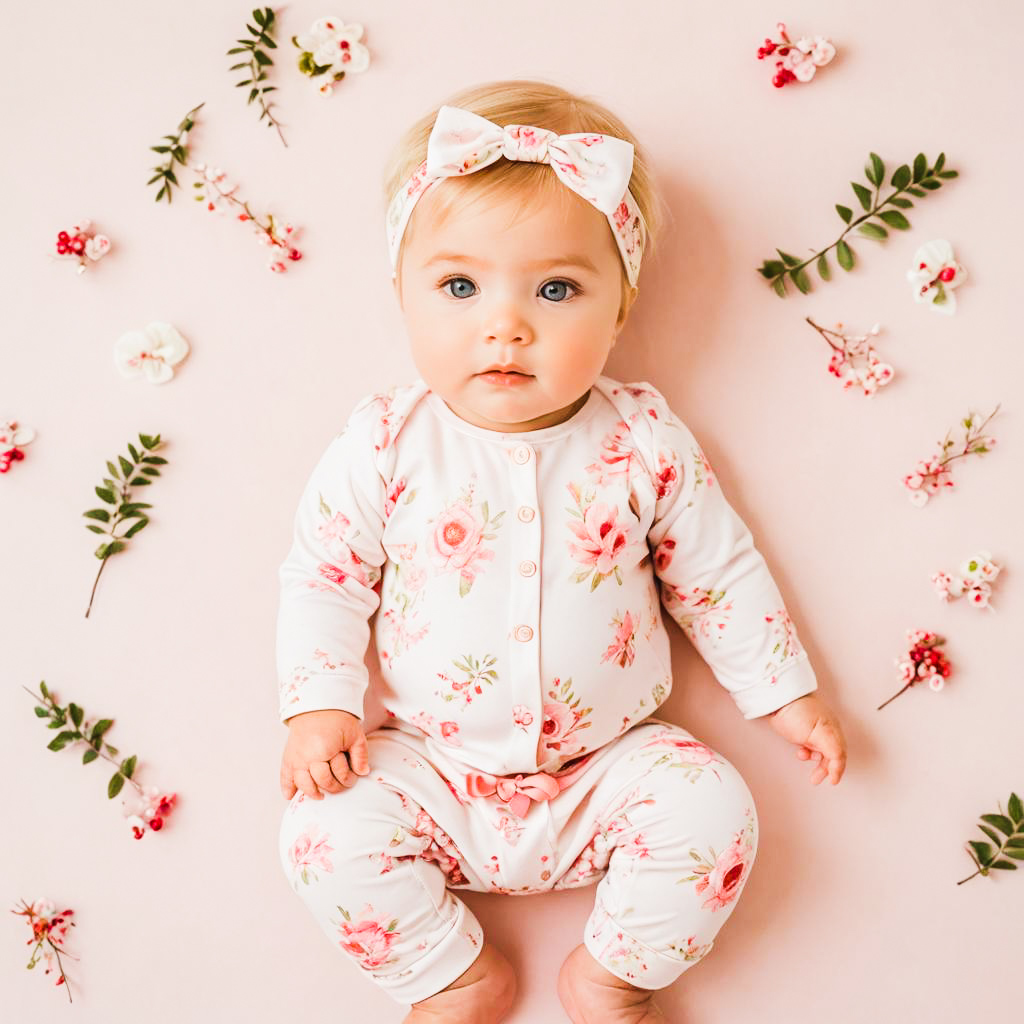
[276,376,818,1005]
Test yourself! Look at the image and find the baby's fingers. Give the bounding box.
[310,760,345,795]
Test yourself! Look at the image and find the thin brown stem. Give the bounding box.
[876,681,912,710]
[84,557,107,618]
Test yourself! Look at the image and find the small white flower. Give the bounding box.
[928,676,945,692]
[906,239,967,315]
[114,322,190,384]
[908,489,930,507]
[85,234,111,261]
[295,17,370,93]
[1,420,36,450]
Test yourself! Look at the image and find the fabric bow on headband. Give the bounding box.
[386,104,647,287]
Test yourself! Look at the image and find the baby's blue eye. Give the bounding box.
[438,277,579,301]
[441,277,476,299]
[540,280,575,302]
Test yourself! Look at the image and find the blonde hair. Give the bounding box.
[382,79,668,306]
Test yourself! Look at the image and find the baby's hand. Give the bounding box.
[768,694,847,786]
[280,709,370,800]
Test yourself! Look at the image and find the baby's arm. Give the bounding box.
[638,386,846,782]
[276,395,389,798]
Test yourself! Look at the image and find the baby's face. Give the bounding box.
[393,182,636,432]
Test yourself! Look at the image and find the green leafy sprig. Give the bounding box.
[148,102,204,203]
[83,433,166,618]
[26,681,141,800]
[758,152,959,297]
[228,8,287,147]
[958,792,1024,884]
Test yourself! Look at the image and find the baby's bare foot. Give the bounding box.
[403,940,516,1023]
[557,942,668,1024]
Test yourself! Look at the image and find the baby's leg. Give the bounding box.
[279,760,515,1020]
[556,721,758,1022]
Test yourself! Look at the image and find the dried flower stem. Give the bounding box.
[12,900,77,1001]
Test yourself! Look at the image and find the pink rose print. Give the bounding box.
[590,904,652,984]
[681,808,756,911]
[600,610,638,668]
[692,445,715,487]
[428,484,504,597]
[539,677,592,760]
[289,825,335,886]
[313,648,343,671]
[654,448,680,500]
[435,653,498,710]
[654,537,675,572]
[334,903,401,970]
[280,665,309,708]
[408,710,463,748]
[764,609,805,682]
[512,704,534,729]
[636,731,723,782]
[312,496,374,589]
[566,484,632,590]
[662,585,733,646]
[376,787,471,886]
[585,420,640,485]
[668,935,714,963]
[385,476,415,518]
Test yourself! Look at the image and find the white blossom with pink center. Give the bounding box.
[114,322,189,384]
[906,239,967,315]
[294,18,371,96]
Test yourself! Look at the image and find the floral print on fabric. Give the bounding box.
[379,541,430,667]
[633,732,725,783]
[540,677,593,760]
[566,482,633,590]
[763,609,805,682]
[311,494,379,593]
[661,585,734,648]
[435,653,499,710]
[332,903,402,971]
[289,825,335,887]
[428,478,505,596]
[600,610,639,668]
[678,807,756,911]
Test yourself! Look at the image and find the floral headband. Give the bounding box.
[386,104,647,287]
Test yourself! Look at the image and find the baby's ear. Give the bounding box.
[615,285,639,335]
[391,272,404,309]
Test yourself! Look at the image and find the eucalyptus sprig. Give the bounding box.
[25,681,141,800]
[957,792,1024,884]
[83,433,166,618]
[148,102,204,203]
[228,8,287,147]
[758,152,959,297]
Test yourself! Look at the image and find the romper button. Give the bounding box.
[517,505,535,522]
[514,625,534,642]
[512,444,532,464]
[519,560,536,577]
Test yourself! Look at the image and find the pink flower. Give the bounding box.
[290,826,335,880]
[695,838,750,911]
[512,705,534,727]
[642,735,716,765]
[601,611,637,668]
[567,502,630,575]
[540,698,583,755]
[337,907,399,970]
[430,501,489,572]
[654,538,675,572]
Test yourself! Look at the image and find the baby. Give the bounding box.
[277,79,847,1024]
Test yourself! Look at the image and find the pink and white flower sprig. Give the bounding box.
[903,405,1000,506]
[907,239,967,315]
[192,163,302,272]
[878,629,952,710]
[11,899,77,1001]
[292,17,371,96]
[932,551,1002,610]
[805,316,894,396]
[1,419,35,473]
[756,22,836,87]
[26,681,178,840]
[53,219,110,273]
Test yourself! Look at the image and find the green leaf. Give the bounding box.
[878,210,911,230]
[122,755,137,779]
[123,518,149,539]
[227,47,248,55]
[920,179,942,191]
[981,814,1015,836]
[253,7,266,25]
[150,145,170,154]
[47,736,70,751]
[249,88,259,103]
[119,502,152,514]
[978,824,1002,845]
[816,252,831,281]
[108,772,125,798]
[851,182,873,211]
[906,187,925,197]
[1008,793,1023,823]
[775,249,800,267]
[82,749,99,764]
[140,466,160,476]
[835,204,853,224]
[858,222,888,240]
[34,706,48,718]
[106,746,119,756]
[968,840,995,864]
[142,456,167,465]
[889,197,914,209]
[890,164,911,190]
[105,540,127,557]
[937,170,958,179]
[69,703,83,728]
[84,509,111,522]
[139,434,158,450]
[86,524,105,534]
[866,152,885,187]
[166,169,178,186]
[128,443,141,461]
[39,682,50,699]
[791,266,811,295]
[1002,848,1024,861]
[836,240,854,270]
[990,860,1018,871]
[912,153,928,182]
[235,79,252,87]
[91,720,114,740]
[107,460,120,479]
[757,260,785,278]
[254,49,272,65]
[95,486,117,504]
[118,456,133,476]
[155,185,167,202]
[771,277,786,298]
[131,477,152,486]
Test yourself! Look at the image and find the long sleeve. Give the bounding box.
[636,385,818,719]
[275,394,391,723]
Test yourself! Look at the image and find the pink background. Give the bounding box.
[3,1,1022,1019]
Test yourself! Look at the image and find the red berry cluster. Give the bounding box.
[0,447,25,472]
[756,36,797,87]
[130,792,177,839]
[55,230,86,257]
